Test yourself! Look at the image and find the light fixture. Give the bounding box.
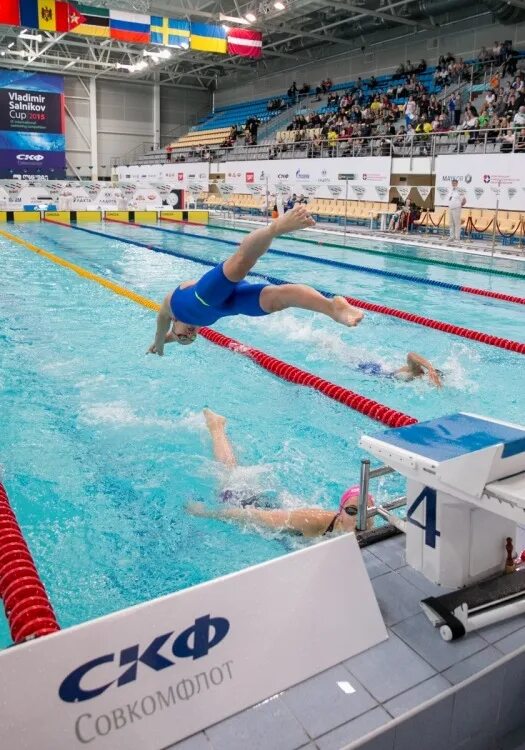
[219,13,250,25]
[7,42,14,48]
[19,30,43,41]
[274,1,285,9]
[245,12,257,22]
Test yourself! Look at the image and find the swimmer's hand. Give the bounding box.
[147,330,177,356]
[272,204,315,236]
[428,368,443,388]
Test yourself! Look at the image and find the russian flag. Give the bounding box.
[109,10,150,44]
[227,28,262,59]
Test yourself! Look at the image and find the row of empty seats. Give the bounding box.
[168,127,231,151]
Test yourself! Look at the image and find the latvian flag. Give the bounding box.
[227,28,262,59]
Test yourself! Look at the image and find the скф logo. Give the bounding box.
[16,153,44,162]
[58,614,229,703]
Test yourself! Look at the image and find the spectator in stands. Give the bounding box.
[478,46,490,62]
[327,126,338,155]
[502,44,518,77]
[492,41,503,66]
[299,83,311,96]
[415,116,432,154]
[166,145,173,163]
[404,96,417,128]
[321,78,333,93]
[287,82,298,102]
[416,59,427,73]
[453,92,462,126]
[369,75,377,90]
[513,105,525,128]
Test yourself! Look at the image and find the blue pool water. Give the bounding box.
[0,220,523,648]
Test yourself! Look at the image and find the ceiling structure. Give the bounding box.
[0,0,523,90]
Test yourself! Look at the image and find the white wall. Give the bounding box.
[64,77,210,179]
[215,18,525,107]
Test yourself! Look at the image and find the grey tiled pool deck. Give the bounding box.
[165,535,525,750]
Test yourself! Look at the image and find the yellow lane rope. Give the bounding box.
[0,228,160,313]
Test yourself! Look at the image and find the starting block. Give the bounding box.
[360,413,525,590]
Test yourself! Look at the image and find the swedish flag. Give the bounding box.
[190,22,227,54]
[151,17,190,48]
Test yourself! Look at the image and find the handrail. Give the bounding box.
[112,125,524,167]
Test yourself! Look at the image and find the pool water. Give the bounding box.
[0,220,523,648]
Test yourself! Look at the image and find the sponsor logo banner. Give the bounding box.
[435,154,524,209]
[0,535,385,750]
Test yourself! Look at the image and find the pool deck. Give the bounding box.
[165,534,525,750]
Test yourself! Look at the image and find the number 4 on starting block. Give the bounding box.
[407,487,441,549]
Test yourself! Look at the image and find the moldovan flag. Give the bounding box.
[0,0,20,27]
[71,4,109,38]
[20,0,85,32]
[109,10,150,44]
[190,22,226,54]
[151,17,190,48]
[227,28,263,58]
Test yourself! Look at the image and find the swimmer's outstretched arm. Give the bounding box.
[148,294,172,356]
[403,352,443,387]
[186,502,338,538]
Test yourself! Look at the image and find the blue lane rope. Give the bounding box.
[130,220,462,292]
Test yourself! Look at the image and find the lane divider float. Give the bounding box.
[168,215,525,281]
[0,482,60,643]
[1,226,416,428]
[45,220,525,355]
[130,218,525,306]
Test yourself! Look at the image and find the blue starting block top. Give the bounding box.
[374,413,525,462]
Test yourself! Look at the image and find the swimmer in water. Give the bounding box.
[148,205,364,353]
[358,352,443,388]
[186,408,373,537]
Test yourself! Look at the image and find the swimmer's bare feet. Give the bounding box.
[330,296,364,327]
[203,408,227,431]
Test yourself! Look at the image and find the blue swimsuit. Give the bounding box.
[170,263,269,326]
[357,362,395,379]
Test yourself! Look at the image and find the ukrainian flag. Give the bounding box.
[190,22,226,54]
[151,17,190,48]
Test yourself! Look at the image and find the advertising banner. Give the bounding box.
[222,157,392,202]
[0,70,65,178]
[0,534,386,750]
[435,154,525,210]
[115,162,209,196]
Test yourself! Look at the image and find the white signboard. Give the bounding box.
[0,534,386,750]
[435,154,525,210]
[222,156,392,202]
[115,162,209,194]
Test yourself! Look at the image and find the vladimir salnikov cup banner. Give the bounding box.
[0,70,66,178]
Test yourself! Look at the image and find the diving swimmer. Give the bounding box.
[148,205,364,354]
[186,409,374,538]
[358,352,443,388]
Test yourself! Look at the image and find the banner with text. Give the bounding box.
[115,162,209,195]
[221,157,392,202]
[0,534,386,750]
[435,154,525,210]
[0,70,65,179]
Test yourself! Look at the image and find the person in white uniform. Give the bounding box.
[448,178,466,242]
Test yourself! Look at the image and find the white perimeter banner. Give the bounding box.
[435,154,525,210]
[221,157,392,202]
[115,162,209,195]
[0,534,386,750]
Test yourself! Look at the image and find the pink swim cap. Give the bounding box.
[339,484,374,509]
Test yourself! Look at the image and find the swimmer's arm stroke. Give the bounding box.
[407,351,443,388]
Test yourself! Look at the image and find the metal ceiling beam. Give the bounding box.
[328,0,435,30]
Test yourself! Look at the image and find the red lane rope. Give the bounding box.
[198,328,418,428]
[0,483,60,643]
[460,286,525,304]
[343,296,525,354]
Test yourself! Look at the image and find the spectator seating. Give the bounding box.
[168,127,231,151]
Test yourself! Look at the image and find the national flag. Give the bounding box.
[227,28,262,58]
[109,10,150,44]
[151,16,190,48]
[0,0,20,27]
[20,0,85,32]
[70,4,109,38]
[190,22,226,54]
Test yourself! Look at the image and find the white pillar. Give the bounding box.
[153,76,160,150]
[89,77,98,181]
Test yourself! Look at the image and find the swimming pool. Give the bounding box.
[0,219,523,648]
